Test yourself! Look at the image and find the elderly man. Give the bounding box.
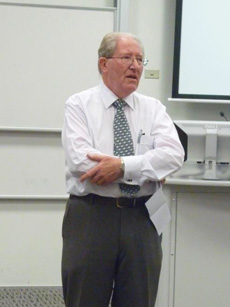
[61,32,184,307]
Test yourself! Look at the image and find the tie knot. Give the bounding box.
[113,99,126,110]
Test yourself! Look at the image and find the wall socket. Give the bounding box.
[144,69,160,79]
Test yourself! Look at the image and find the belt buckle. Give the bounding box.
[116,199,123,208]
[116,198,137,208]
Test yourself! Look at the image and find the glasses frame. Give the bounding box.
[106,56,149,67]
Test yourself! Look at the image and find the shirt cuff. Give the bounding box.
[122,155,142,183]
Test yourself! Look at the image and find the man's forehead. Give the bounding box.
[115,37,143,54]
[116,36,140,47]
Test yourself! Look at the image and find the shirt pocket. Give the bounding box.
[137,135,154,154]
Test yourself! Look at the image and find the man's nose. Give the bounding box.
[130,57,140,68]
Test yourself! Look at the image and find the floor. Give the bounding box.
[0,287,65,307]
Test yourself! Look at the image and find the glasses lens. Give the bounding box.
[115,56,148,66]
[123,57,131,64]
[143,58,148,66]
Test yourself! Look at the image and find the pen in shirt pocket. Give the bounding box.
[137,129,145,143]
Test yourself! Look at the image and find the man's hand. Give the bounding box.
[80,154,123,186]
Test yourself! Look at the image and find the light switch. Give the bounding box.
[144,69,160,79]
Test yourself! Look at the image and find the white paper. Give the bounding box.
[145,187,171,235]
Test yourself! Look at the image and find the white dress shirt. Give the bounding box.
[62,82,184,198]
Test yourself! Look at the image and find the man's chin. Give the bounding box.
[126,82,138,92]
[115,82,139,97]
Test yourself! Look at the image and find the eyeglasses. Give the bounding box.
[107,56,149,67]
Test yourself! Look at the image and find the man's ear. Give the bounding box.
[98,57,108,73]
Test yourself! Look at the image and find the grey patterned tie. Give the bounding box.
[113,99,140,196]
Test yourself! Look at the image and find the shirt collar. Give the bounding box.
[99,81,135,110]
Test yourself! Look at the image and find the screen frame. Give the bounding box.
[172,0,230,101]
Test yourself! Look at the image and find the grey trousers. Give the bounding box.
[62,195,162,307]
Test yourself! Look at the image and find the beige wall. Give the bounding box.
[1,2,229,307]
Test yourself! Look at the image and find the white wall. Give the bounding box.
[0,0,116,287]
[129,0,176,103]
[1,0,115,7]
[0,200,65,286]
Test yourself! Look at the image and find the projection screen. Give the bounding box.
[172,0,230,101]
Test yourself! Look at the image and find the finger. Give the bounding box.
[80,167,98,182]
[80,173,89,182]
[87,154,104,162]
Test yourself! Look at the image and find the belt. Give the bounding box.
[69,193,152,208]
